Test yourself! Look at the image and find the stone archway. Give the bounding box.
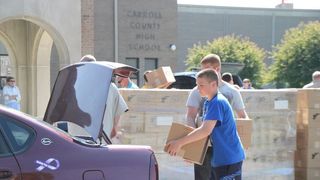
[0,18,70,116]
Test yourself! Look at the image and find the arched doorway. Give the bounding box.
[0,18,70,117]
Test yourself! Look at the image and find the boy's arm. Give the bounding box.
[166,120,216,156]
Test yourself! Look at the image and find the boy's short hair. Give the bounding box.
[196,69,219,85]
[200,54,221,67]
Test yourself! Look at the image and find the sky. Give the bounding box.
[177,0,320,10]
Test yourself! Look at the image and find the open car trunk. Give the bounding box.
[43,61,138,142]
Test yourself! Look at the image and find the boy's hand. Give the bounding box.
[165,140,182,156]
[183,159,193,164]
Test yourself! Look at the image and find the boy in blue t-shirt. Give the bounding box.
[166,69,245,180]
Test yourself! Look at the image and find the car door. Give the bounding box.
[0,123,21,180]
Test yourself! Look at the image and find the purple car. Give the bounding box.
[0,61,158,180]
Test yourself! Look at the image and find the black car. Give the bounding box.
[168,71,242,89]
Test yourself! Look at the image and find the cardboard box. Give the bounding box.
[296,108,320,128]
[164,122,209,165]
[146,66,176,88]
[295,167,320,180]
[297,89,320,109]
[296,127,320,149]
[236,118,253,149]
[294,149,320,168]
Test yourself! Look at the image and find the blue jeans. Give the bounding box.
[211,161,243,180]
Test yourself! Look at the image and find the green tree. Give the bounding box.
[186,34,266,87]
[270,21,320,88]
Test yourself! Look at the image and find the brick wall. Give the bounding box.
[81,0,94,55]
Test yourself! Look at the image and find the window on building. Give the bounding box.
[144,58,158,71]
[0,54,10,76]
[125,58,139,85]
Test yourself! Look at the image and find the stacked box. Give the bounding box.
[248,111,296,150]
[241,89,297,112]
[236,118,253,149]
[241,89,297,180]
[295,167,320,180]
[295,89,320,180]
[118,89,190,153]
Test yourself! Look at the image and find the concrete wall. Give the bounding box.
[118,89,300,180]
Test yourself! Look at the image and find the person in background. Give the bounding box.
[241,78,254,89]
[117,74,139,89]
[3,76,21,111]
[80,55,128,139]
[142,70,152,88]
[303,71,320,88]
[222,72,240,89]
[167,69,245,180]
[186,54,248,180]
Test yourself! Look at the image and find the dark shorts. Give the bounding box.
[211,161,243,180]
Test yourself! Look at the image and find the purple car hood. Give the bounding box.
[43,61,137,140]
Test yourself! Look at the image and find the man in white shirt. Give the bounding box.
[303,71,320,88]
[80,55,128,138]
[3,77,21,111]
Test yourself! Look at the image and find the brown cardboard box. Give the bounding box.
[297,89,320,109]
[294,149,320,168]
[164,122,209,165]
[236,118,253,149]
[146,66,176,88]
[295,167,320,180]
[296,108,320,128]
[296,127,320,150]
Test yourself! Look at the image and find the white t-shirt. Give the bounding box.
[103,83,128,137]
[303,80,320,88]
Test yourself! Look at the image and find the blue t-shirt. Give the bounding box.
[203,92,245,167]
[128,80,139,89]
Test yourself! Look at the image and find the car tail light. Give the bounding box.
[149,153,159,180]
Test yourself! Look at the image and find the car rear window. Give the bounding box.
[0,115,36,155]
[0,131,11,157]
